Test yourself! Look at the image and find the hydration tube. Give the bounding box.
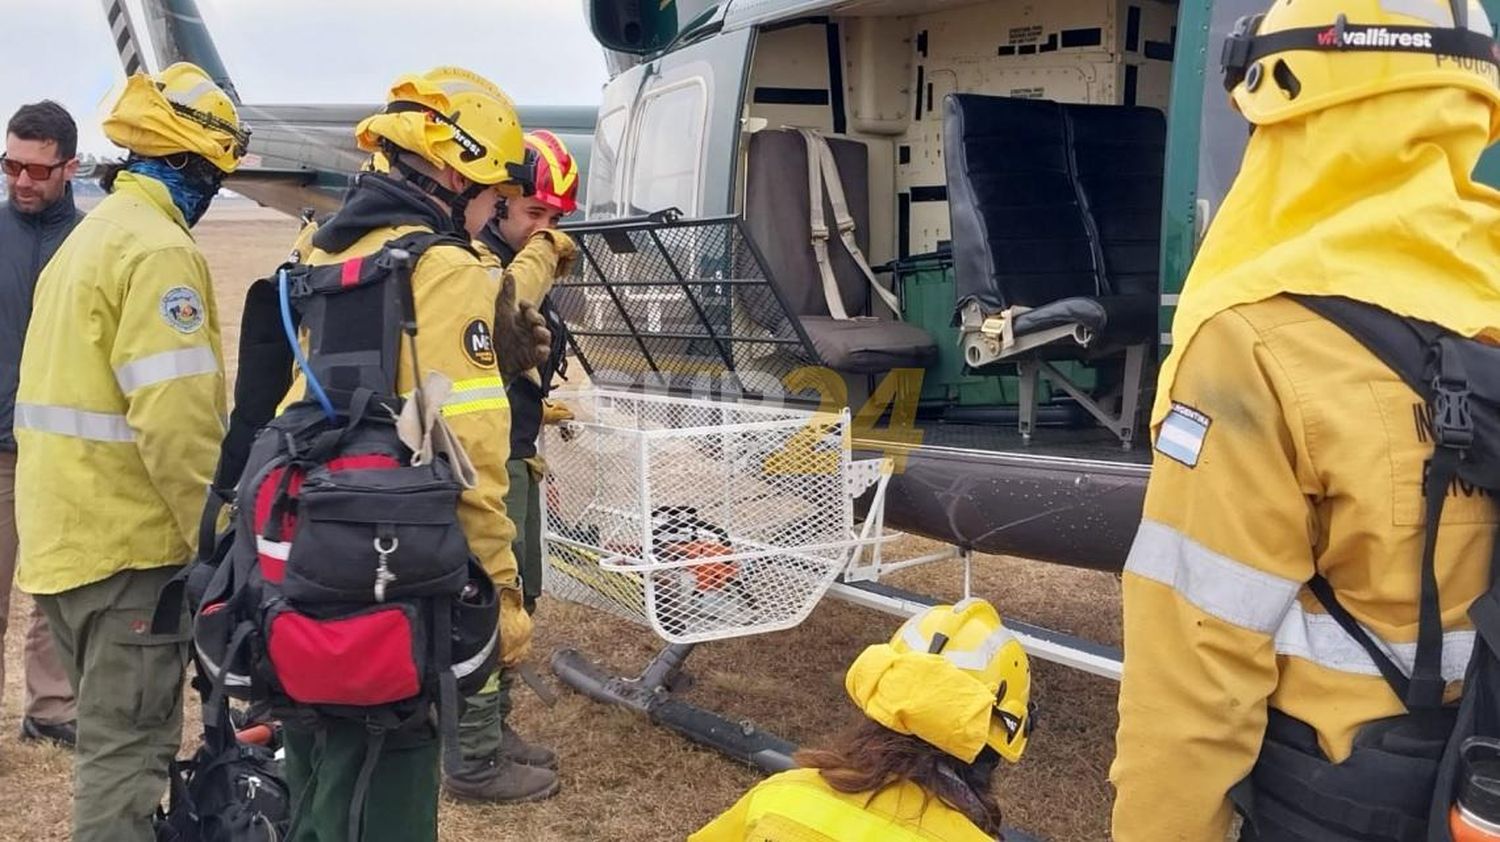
[278,267,337,421]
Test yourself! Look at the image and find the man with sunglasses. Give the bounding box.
[0,101,80,749]
[14,63,245,842]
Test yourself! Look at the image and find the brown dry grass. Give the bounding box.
[0,203,1125,841]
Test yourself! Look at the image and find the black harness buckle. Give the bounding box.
[1433,375,1474,451]
[1220,14,1262,91]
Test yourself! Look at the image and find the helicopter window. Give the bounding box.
[628,77,708,216]
[588,105,629,219]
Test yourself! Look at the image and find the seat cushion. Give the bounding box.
[800,317,938,373]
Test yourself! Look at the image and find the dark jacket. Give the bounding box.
[0,186,81,450]
[476,226,545,460]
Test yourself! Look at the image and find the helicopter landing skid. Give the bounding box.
[550,642,798,772]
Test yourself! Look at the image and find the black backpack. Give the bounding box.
[1233,295,1500,842]
[154,688,290,842]
[155,231,500,839]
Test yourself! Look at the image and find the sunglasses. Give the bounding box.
[1,156,68,180]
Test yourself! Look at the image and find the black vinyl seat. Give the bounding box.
[944,94,1165,446]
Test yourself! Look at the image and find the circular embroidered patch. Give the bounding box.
[462,318,496,367]
[159,286,205,334]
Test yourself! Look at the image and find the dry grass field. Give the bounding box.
[0,201,1125,841]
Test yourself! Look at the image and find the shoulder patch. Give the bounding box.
[462,318,496,367]
[1156,402,1211,468]
[159,286,205,334]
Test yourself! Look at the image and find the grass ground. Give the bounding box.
[0,203,1125,841]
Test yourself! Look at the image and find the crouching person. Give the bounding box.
[691,599,1034,841]
[15,63,243,841]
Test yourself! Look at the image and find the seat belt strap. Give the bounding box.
[797,129,904,320]
[801,128,851,321]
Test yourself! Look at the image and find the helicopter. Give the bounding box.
[95,0,1500,803]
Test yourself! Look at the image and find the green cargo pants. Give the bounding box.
[509,457,543,613]
[34,565,188,842]
[455,458,537,762]
[283,718,440,842]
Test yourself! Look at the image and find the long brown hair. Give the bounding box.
[794,719,1004,838]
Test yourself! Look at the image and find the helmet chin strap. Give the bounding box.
[383,142,483,233]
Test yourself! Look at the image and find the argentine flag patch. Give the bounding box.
[1156,402,1211,468]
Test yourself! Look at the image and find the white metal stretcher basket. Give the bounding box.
[542,390,891,644]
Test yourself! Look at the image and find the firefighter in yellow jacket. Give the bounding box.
[278,67,573,841]
[1110,1,1500,839]
[14,63,244,842]
[692,599,1034,841]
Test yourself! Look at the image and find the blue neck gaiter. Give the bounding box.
[126,157,219,227]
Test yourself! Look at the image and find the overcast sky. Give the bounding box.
[0,0,608,157]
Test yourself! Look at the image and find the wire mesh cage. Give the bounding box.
[543,390,875,643]
[550,214,820,401]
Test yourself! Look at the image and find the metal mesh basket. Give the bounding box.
[542,390,863,643]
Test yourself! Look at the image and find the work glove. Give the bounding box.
[531,228,578,279]
[541,398,574,425]
[493,271,552,379]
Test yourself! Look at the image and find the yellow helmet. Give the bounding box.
[846,598,1033,764]
[1222,0,1500,136]
[103,62,249,173]
[355,67,527,191]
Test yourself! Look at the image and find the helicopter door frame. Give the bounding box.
[606,27,755,219]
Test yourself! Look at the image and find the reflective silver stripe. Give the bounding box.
[1125,519,1301,633]
[164,79,219,107]
[1274,602,1474,682]
[1129,520,1476,680]
[195,639,251,688]
[256,537,290,561]
[452,629,498,679]
[114,346,218,393]
[445,385,507,405]
[898,598,1018,671]
[14,403,134,443]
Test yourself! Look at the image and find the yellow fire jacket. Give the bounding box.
[1110,296,1496,840]
[15,171,226,595]
[294,223,535,665]
[690,768,995,842]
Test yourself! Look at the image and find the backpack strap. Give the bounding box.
[217,272,302,498]
[347,729,387,842]
[1293,295,1470,711]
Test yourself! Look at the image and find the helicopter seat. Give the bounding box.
[744,128,937,375]
[944,94,1165,447]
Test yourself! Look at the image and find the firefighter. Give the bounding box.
[448,129,579,803]
[14,63,244,842]
[278,66,571,840]
[1110,1,1500,839]
[690,599,1033,841]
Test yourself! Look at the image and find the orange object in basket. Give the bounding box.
[666,541,738,591]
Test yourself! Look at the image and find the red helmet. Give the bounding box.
[524,130,579,215]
